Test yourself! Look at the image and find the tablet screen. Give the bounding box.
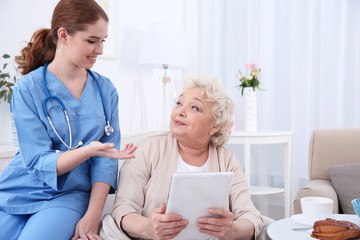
[165,172,234,240]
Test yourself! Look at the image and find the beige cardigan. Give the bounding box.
[101,131,264,239]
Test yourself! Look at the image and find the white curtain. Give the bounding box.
[196,0,360,218]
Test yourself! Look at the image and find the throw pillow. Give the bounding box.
[328,163,360,214]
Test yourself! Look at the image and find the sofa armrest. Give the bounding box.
[293,179,339,214]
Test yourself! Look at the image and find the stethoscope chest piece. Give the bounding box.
[105,121,114,136]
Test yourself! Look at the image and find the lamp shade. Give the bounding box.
[139,23,188,70]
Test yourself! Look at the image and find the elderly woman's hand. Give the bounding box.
[146,203,188,240]
[196,208,234,240]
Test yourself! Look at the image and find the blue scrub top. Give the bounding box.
[0,66,120,215]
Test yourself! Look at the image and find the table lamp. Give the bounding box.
[139,23,188,129]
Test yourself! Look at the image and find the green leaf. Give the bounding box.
[0,73,10,79]
[256,86,265,91]
[0,90,6,98]
[2,54,10,59]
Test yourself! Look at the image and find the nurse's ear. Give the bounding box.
[57,27,69,43]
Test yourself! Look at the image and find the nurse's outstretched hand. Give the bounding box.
[87,142,137,160]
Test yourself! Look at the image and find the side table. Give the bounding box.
[228,131,292,217]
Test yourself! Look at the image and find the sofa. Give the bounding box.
[293,127,360,214]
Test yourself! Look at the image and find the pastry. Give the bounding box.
[311,218,360,240]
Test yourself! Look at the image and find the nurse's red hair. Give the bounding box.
[15,0,108,75]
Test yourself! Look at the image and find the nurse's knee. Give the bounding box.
[18,207,82,240]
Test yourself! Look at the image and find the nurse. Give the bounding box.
[0,0,135,240]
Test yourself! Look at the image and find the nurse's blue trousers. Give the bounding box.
[0,207,82,240]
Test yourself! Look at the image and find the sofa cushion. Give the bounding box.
[328,163,360,214]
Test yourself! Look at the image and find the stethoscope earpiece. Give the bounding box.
[42,62,113,151]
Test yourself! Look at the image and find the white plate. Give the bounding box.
[291,214,315,227]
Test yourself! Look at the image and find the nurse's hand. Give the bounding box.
[72,214,103,240]
[87,142,137,159]
[146,203,188,240]
[57,142,136,175]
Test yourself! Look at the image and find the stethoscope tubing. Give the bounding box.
[41,62,111,151]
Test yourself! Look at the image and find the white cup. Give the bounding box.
[301,197,333,222]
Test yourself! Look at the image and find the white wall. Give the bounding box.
[0,0,196,144]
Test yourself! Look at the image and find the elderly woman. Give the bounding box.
[101,75,264,240]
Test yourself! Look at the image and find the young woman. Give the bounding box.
[0,1,135,240]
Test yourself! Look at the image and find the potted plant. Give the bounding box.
[0,53,20,146]
[0,54,20,103]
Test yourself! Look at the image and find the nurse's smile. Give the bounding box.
[88,56,97,63]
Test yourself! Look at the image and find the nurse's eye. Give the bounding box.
[175,101,182,106]
[102,39,106,43]
[88,40,96,44]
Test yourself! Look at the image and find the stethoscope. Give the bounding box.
[42,62,114,151]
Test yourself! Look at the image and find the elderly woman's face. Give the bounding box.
[170,87,218,144]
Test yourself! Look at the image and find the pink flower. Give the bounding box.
[255,63,260,68]
[250,64,255,69]
[247,76,252,80]
[252,72,256,76]
[245,64,251,70]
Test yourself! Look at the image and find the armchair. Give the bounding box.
[293,128,360,214]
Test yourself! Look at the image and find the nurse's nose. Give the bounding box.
[95,42,104,55]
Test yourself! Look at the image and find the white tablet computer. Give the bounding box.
[165,172,234,240]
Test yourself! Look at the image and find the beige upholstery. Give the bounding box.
[293,128,360,214]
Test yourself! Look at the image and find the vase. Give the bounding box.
[243,87,257,131]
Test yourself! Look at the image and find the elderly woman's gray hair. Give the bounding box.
[182,75,234,146]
